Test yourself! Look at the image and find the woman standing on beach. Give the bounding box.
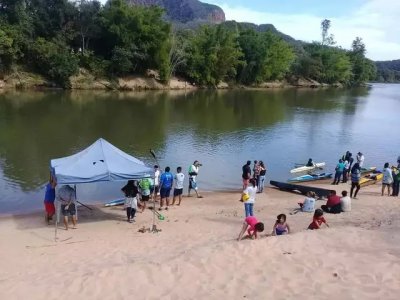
[350,163,361,199]
[241,178,257,217]
[382,162,393,196]
[258,161,267,193]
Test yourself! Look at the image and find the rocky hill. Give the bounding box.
[127,0,225,23]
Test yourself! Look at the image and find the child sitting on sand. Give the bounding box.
[237,216,264,241]
[272,214,291,235]
[308,208,329,230]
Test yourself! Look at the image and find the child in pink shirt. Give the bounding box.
[237,216,264,241]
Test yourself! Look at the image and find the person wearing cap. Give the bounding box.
[356,152,365,167]
[188,160,202,198]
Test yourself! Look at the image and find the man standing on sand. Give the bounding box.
[188,160,202,198]
[172,167,185,205]
[159,167,174,210]
[242,160,251,190]
[44,175,57,224]
[58,185,77,230]
[153,165,161,201]
[356,152,365,167]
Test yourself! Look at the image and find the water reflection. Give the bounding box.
[3,85,398,214]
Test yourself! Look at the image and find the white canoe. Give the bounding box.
[105,198,125,207]
[290,162,325,174]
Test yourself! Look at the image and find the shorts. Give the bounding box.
[44,202,55,215]
[154,185,160,194]
[61,203,76,217]
[174,188,183,196]
[141,195,150,201]
[189,178,197,190]
[382,183,392,186]
[160,187,171,198]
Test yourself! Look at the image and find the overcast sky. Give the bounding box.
[99,0,400,61]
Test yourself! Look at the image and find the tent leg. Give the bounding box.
[55,200,59,242]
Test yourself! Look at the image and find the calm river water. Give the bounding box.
[0,84,399,214]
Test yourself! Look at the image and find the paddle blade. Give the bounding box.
[149,149,156,159]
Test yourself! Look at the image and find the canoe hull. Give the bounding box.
[288,173,333,183]
[270,180,334,198]
[290,162,325,174]
[105,198,125,207]
[359,172,383,187]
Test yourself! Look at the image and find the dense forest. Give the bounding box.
[375,60,400,82]
[0,0,376,88]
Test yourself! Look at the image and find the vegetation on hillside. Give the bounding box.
[0,0,376,88]
[375,60,400,82]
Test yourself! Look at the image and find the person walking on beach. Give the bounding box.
[382,162,393,196]
[44,175,57,225]
[350,163,361,199]
[139,177,152,212]
[122,180,139,222]
[160,167,173,210]
[356,152,365,167]
[342,159,350,183]
[242,160,251,190]
[172,167,185,206]
[58,185,77,230]
[188,160,202,198]
[258,161,267,193]
[241,178,257,217]
[237,216,264,241]
[332,159,345,185]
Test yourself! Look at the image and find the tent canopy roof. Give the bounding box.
[50,138,153,184]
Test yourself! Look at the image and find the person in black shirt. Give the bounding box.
[121,180,139,222]
[242,160,251,190]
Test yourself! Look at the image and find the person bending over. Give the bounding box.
[308,209,329,230]
[237,216,264,241]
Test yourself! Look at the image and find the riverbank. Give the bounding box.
[1,183,399,299]
[0,69,345,91]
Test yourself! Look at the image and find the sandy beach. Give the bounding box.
[1,183,400,300]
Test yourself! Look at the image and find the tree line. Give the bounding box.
[0,0,376,88]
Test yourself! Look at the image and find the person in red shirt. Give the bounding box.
[308,209,329,230]
[321,190,342,214]
[237,216,264,241]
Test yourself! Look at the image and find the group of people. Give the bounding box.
[242,160,267,192]
[332,151,363,185]
[44,177,77,230]
[120,161,203,223]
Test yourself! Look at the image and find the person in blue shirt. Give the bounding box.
[159,166,174,210]
[44,175,57,225]
[332,159,345,185]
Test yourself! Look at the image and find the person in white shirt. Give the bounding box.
[241,178,257,217]
[172,167,185,206]
[382,162,394,196]
[154,165,161,199]
[291,191,315,214]
[356,152,365,167]
[188,160,202,198]
[340,190,351,212]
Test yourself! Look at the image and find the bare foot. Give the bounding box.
[72,226,77,229]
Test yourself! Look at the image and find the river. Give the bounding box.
[0,84,399,214]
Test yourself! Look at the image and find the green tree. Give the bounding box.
[349,37,376,84]
[27,38,79,87]
[185,25,243,86]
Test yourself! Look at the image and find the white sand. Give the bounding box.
[1,183,400,300]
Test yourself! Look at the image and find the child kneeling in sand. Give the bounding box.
[272,214,291,235]
[237,216,264,241]
[308,208,329,230]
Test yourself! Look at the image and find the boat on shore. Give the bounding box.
[360,171,383,187]
[105,198,125,207]
[290,162,325,174]
[288,173,333,183]
[270,180,334,198]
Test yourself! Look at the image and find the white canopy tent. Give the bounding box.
[50,138,154,239]
[50,138,153,184]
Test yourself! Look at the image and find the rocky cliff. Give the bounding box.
[127,0,225,23]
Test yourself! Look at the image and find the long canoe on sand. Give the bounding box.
[270,180,334,198]
[359,171,383,187]
[290,163,325,174]
[288,173,333,183]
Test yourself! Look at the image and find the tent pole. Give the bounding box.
[55,199,59,242]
